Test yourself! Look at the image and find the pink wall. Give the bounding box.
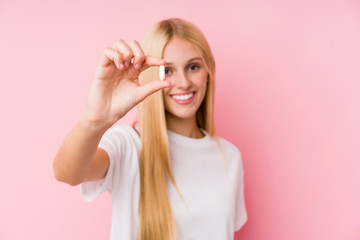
[1,0,359,239]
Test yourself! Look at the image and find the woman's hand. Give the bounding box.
[84,39,171,128]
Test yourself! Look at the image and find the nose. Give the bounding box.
[173,70,191,90]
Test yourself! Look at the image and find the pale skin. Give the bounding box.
[53,37,208,186]
[162,36,208,138]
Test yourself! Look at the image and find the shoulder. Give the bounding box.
[215,136,244,173]
[216,136,242,160]
[100,123,141,149]
[104,124,139,139]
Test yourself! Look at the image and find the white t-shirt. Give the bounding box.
[81,124,247,240]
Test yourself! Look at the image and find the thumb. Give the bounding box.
[137,79,172,102]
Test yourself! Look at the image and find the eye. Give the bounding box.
[165,67,172,75]
[188,64,200,71]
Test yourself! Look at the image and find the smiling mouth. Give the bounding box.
[169,91,196,104]
[171,92,195,101]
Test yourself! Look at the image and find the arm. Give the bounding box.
[53,114,110,186]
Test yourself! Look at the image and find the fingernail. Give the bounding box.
[124,61,129,68]
[119,64,124,69]
[135,63,141,69]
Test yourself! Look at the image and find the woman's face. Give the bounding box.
[162,36,208,123]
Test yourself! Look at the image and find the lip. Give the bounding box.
[170,91,195,96]
[170,91,196,105]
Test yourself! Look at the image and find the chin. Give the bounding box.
[166,109,198,120]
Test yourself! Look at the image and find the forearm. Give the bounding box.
[53,113,109,185]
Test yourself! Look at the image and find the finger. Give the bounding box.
[99,47,123,69]
[139,55,167,72]
[112,39,133,68]
[137,79,172,102]
[128,40,146,70]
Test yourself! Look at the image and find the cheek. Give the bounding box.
[193,73,208,106]
[162,88,169,96]
[162,84,173,99]
[197,72,209,92]
[162,88,171,110]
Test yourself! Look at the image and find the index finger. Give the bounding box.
[139,55,166,72]
[128,40,145,69]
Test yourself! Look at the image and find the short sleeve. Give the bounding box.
[80,125,136,201]
[234,150,248,231]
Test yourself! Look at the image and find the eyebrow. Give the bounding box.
[187,57,202,62]
[166,57,202,66]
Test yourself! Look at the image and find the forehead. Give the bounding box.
[162,36,202,63]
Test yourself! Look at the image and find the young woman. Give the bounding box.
[53,18,247,240]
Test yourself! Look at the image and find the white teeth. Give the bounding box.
[171,92,194,101]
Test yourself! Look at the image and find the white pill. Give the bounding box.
[159,65,165,80]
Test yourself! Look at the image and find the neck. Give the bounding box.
[165,113,204,139]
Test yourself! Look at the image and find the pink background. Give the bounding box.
[1,0,359,239]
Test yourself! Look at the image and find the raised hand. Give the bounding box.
[85,39,171,128]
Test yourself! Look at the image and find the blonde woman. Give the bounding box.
[53,18,247,240]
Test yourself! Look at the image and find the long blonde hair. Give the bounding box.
[138,18,217,240]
